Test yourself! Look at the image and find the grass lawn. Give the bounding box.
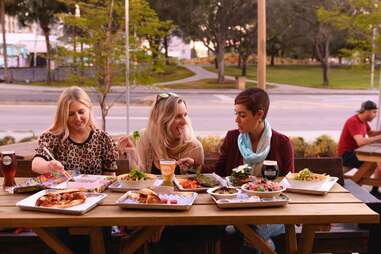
[205,64,379,89]
[29,65,194,87]
[157,79,238,89]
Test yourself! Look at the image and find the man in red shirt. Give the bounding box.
[338,100,381,197]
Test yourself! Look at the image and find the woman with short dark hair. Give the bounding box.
[214,88,294,253]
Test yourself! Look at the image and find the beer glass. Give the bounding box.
[0,151,17,189]
[261,160,279,180]
[159,159,176,186]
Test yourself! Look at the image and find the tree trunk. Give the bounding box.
[80,42,84,75]
[270,53,275,66]
[237,54,241,68]
[216,40,225,83]
[322,37,330,87]
[42,28,52,83]
[241,56,248,77]
[163,36,169,65]
[0,1,9,83]
[214,57,218,69]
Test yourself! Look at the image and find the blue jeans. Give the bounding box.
[241,224,285,254]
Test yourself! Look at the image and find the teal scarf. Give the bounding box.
[238,119,272,167]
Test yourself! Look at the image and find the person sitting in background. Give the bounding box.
[212,88,294,254]
[337,100,381,198]
[118,92,204,174]
[32,86,118,176]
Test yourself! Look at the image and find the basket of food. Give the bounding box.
[241,179,285,198]
[285,168,329,189]
[207,186,241,200]
[116,169,157,189]
[227,164,255,186]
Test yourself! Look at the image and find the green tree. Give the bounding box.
[61,0,125,130]
[1,0,20,83]
[17,0,68,83]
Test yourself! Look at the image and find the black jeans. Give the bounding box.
[342,151,363,168]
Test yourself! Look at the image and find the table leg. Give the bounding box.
[89,228,106,254]
[351,162,376,184]
[285,224,297,254]
[33,227,74,254]
[298,224,330,254]
[235,224,277,254]
[120,226,163,254]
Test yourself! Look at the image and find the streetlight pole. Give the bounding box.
[125,0,130,134]
[257,0,266,90]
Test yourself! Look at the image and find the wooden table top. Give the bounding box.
[0,178,378,228]
[356,143,381,155]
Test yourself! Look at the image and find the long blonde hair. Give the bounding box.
[49,86,96,142]
[144,95,196,160]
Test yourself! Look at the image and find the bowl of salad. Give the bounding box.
[286,168,329,189]
[207,186,241,200]
[117,169,157,189]
[241,179,285,198]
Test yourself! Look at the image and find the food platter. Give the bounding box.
[212,193,289,209]
[281,176,339,195]
[173,173,225,192]
[54,174,115,192]
[16,189,107,215]
[116,188,197,210]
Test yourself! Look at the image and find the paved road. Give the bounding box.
[1,93,380,141]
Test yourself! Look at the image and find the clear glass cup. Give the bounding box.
[159,159,176,186]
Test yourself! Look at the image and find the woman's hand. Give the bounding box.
[176,157,195,174]
[118,136,135,149]
[47,160,65,175]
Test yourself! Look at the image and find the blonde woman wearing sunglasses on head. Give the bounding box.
[118,92,204,174]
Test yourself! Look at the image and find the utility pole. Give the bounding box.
[257,0,266,90]
[125,0,130,134]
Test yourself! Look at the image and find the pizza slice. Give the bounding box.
[36,189,87,208]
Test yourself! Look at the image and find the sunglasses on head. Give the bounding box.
[156,92,179,103]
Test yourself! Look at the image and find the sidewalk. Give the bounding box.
[0,64,380,95]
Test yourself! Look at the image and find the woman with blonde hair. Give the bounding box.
[32,86,118,176]
[119,92,204,174]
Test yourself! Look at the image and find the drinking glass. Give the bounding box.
[159,159,176,186]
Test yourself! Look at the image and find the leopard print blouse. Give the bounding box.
[34,129,118,175]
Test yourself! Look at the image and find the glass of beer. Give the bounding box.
[0,151,17,189]
[261,160,279,180]
[159,159,176,186]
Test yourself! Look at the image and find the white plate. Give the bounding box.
[173,173,225,192]
[207,186,241,200]
[53,174,115,192]
[285,172,329,189]
[16,189,107,215]
[109,179,162,192]
[116,191,197,210]
[241,183,286,198]
[212,193,289,209]
[281,176,339,195]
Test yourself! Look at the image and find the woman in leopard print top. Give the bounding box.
[32,86,118,175]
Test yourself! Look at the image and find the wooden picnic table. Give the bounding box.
[0,178,378,254]
[352,143,381,186]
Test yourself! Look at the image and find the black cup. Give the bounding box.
[261,160,279,180]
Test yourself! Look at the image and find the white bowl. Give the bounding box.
[207,186,240,200]
[117,174,157,189]
[285,172,329,189]
[241,183,286,198]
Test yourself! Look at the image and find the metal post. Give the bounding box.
[370,26,376,90]
[125,0,130,134]
[377,62,381,129]
[257,0,266,90]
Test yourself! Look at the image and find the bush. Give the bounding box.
[198,135,223,157]
[290,135,337,158]
[0,136,16,146]
[19,135,38,143]
[290,137,307,158]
